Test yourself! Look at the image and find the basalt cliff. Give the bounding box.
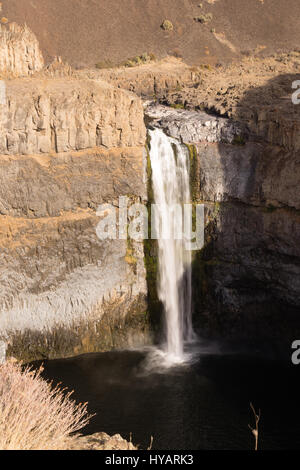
[146,60,300,349]
[0,24,150,362]
[0,18,300,362]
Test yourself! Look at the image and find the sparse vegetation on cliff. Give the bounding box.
[170,102,185,109]
[95,59,114,69]
[124,52,156,67]
[194,13,213,24]
[185,143,198,200]
[232,135,246,145]
[96,52,156,69]
[161,19,173,31]
[144,142,163,334]
[125,237,138,273]
[0,360,91,450]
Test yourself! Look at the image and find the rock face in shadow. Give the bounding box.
[149,103,300,345]
[0,23,44,77]
[0,78,150,362]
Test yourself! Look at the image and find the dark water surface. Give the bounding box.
[34,344,300,450]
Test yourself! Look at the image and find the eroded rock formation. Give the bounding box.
[148,103,300,346]
[0,23,43,77]
[1,15,300,361]
[0,79,145,155]
[0,77,150,361]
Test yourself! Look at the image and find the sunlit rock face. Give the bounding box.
[0,79,146,156]
[0,77,150,362]
[68,433,137,450]
[0,23,44,77]
[148,104,300,345]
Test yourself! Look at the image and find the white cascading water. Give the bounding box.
[149,128,195,364]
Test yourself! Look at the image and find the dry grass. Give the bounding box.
[248,402,261,451]
[0,360,92,450]
[96,52,156,69]
[123,52,156,68]
[194,13,213,24]
[161,19,173,31]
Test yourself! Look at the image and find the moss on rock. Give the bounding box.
[144,140,163,338]
[185,143,198,201]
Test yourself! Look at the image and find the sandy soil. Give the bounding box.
[2,0,300,67]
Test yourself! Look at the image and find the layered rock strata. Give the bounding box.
[0,79,149,361]
[147,104,300,345]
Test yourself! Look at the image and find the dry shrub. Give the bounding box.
[123,52,156,68]
[0,361,92,450]
[194,13,213,24]
[170,48,183,58]
[161,19,173,31]
[95,59,114,69]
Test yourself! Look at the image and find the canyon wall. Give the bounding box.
[0,78,150,362]
[0,23,44,77]
[1,16,299,360]
[148,104,300,346]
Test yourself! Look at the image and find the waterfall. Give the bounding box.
[149,128,195,364]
